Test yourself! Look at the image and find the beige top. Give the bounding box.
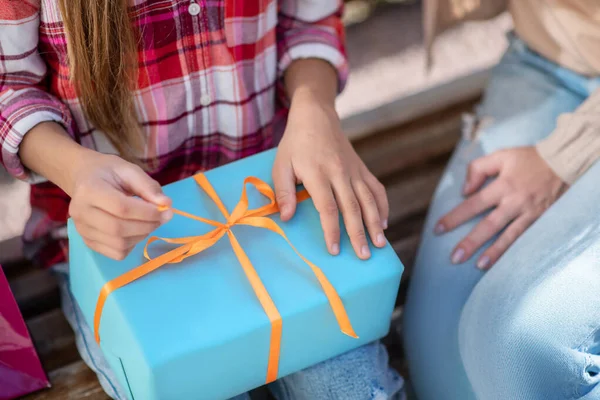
[425,0,600,184]
[511,0,600,77]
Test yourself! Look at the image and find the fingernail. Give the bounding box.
[361,245,370,259]
[434,223,446,235]
[330,243,340,255]
[161,209,173,224]
[376,233,386,247]
[157,194,170,206]
[382,219,388,230]
[281,205,291,217]
[451,248,465,264]
[477,256,490,270]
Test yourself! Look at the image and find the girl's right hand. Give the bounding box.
[68,152,173,260]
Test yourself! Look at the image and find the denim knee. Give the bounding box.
[458,285,540,398]
[457,280,600,400]
[269,342,405,400]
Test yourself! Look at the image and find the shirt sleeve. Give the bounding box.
[0,2,75,181]
[276,0,348,95]
[535,88,600,185]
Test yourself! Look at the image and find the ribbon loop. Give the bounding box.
[93,173,357,383]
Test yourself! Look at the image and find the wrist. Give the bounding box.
[61,146,102,196]
[285,58,338,108]
[20,122,93,196]
[290,87,337,114]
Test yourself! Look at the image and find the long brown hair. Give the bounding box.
[58,0,142,161]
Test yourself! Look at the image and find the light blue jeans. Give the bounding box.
[403,34,600,400]
[53,265,404,400]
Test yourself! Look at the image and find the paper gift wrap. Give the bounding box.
[69,149,403,400]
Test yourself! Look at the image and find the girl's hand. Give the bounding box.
[68,152,173,260]
[273,90,389,260]
[436,147,567,270]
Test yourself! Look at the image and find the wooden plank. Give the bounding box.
[23,361,109,400]
[354,102,465,179]
[10,269,60,319]
[386,163,446,226]
[27,309,79,372]
[392,233,421,278]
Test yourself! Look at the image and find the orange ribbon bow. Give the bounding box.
[93,173,358,384]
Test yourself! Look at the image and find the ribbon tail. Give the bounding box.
[303,262,359,339]
[226,231,282,384]
[283,240,358,339]
[239,217,358,339]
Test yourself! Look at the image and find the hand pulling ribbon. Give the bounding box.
[93,173,358,384]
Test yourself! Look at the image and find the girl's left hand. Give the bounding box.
[273,90,389,260]
[436,147,567,270]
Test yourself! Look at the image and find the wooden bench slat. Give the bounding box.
[354,101,468,179]
[27,309,79,372]
[11,269,60,319]
[392,233,421,278]
[23,361,109,400]
[386,164,446,226]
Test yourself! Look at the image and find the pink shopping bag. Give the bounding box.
[0,266,49,399]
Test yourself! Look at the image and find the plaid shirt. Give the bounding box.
[0,0,347,268]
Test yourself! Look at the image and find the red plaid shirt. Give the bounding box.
[0,0,347,268]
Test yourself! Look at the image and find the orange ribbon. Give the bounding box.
[93,173,358,384]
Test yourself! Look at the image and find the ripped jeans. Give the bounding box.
[403,33,600,399]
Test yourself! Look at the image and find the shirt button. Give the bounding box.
[188,3,201,16]
[200,94,211,106]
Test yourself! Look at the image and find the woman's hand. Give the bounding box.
[68,152,173,260]
[273,89,389,260]
[436,147,567,270]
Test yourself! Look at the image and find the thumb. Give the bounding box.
[464,152,502,195]
[272,158,297,221]
[118,164,172,208]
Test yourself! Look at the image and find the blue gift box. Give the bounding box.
[69,149,404,400]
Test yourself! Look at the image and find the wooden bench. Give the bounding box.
[0,99,474,399]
